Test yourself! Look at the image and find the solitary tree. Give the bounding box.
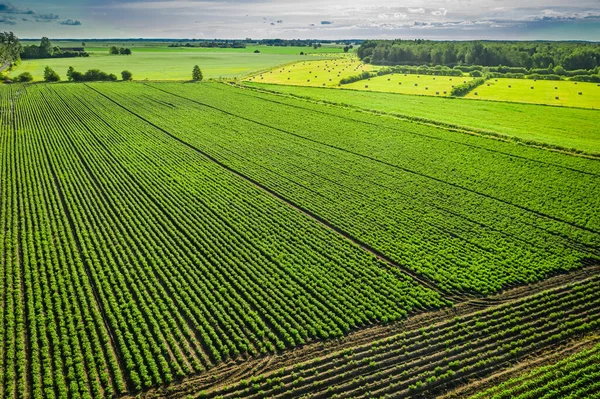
[67,66,75,81]
[109,46,119,55]
[44,66,60,82]
[121,70,133,81]
[192,65,203,81]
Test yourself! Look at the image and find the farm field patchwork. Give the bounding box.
[465,77,600,109]
[0,83,445,398]
[344,73,473,96]
[245,82,600,154]
[9,45,340,81]
[87,82,600,294]
[246,57,372,87]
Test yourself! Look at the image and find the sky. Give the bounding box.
[1,0,599,40]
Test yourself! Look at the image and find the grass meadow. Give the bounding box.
[10,44,344,81]
[466,78,600,109]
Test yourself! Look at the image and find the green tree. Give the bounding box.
[0,31,21,68]
[192,65,203,81]
[109,46,119,55]
[121,70,133,81]
[39,37,53,58]
[44,66,60,82]
[67,66,75,81]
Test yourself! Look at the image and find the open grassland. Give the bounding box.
[344,73,473,96]
[188,276,600,398]
[466,78,600,109]
[10,45,342,81]
[19,41,346,55]
[246,57,372,87]
[244,82,600,155]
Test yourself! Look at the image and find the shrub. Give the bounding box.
[121,70,133,81]
[43,66,60,82]
[339,71,373,85]
[451,78,486,96]
[17,72,33,82]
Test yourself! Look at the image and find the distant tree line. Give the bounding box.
[357,40,600,71]
[21,37,89,59]
[169,41,246,48]
[168,39,360,48]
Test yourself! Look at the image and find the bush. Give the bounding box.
[339,71,374,85]
[451,78,486,96]
[121,70,133,81]
[43,66,60,82]
[571,74,600,83]
[17,72,33,82]
[84,69,117,81]
[527,73,562,81]
[67,68,117,82]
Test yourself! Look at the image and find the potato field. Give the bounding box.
[0,81,599,398]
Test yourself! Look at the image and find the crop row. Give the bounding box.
[86,82,600,294]
[1,84,127,399]
[0,83,444,397]
[200,275,600,399]
[469,342,600,399]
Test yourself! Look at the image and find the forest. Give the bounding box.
[357,40,600,71]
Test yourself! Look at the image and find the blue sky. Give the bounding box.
[2,0,599,40]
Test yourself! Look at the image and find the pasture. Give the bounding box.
[246,57,372,87]
[344,73,473,96]
[466,77,600,109]
[9,44,343,81]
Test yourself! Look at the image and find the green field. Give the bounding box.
[246,57,373,87]
[9,45,343,81]
[466,77,600,109]
[244,82,600,154]
[2,80,600,398]
[75,82,600,294]
[345,73,472,96]
[469,340,600,399]
[199,277,600,399]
